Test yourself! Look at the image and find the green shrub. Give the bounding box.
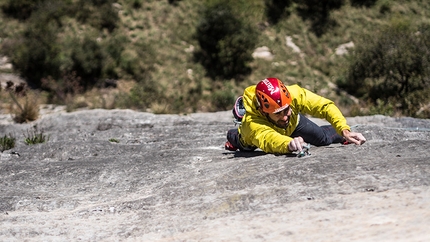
[0,134,16,152]
[100,34,128,79]
[130,0,143,9]
[211,86,236,110]
[194,1,258,80]
[168,0,182,6]
[5,81,40,123]
[1,0,44,20]
[104,34,128,65]
[24,126,49,145]
[41,72,83,108]
[340,20,430,118]
[295,0,345,36]
[264,0,292,24]
[6,20,62,87]
[12,94,40,123]
[167,78,204,113]
[118,40,155,81]
[70,36,104,88]
[116,79,163,111]
[401,88,430,118]
[74,0,119,32]
[350,0,377,8]
[109,138,119,143]
[6,26,126,91]
[378,0,391,14]
[2,0,123,89]
[28,1,72,26]
[98,3,119,32]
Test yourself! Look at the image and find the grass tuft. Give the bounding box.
[109,138,119,143]
[5,81,39,123]
[0,134,16,152]
[24,126,49,145]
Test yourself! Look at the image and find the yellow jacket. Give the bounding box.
[238,84,350,154]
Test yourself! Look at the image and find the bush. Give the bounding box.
[116,79,163,111]
[211,88,236,110]
[12,93,40,123]
[167,78,204,113]
[109,138,119,143]
[1,0,45,20]
[2,0,123,89]
[6,20,62,87]
[70,36,104,88]
[41,72,83,109]
[74,0,119,32]
[24,126,49,145]
[194,1,258,80]
[378,0,391,14]
[118,40,156,81]
[130,0,143,9]
[0,134,16,152]
[168,0,182,6]
[294,0,345,36]
[264,0,292,24]
[401,88,430,118]
[339,20,430,117]
[5,81,39,123]
[350,0,378,8]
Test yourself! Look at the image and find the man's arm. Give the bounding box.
[290,85,351,136]
[246,116,292,153]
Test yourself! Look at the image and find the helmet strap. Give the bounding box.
[255,97,261,109]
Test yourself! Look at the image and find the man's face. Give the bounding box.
[266,106,292,129]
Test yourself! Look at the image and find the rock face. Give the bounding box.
[0,109,429,241]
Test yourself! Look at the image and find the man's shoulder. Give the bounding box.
[243,85,256,106]
[286,84,302,91]
[244,85,256,93]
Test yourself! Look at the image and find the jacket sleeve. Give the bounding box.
[291,85,350,135]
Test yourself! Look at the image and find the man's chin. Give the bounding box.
[276,121,289,129]
[266,114,289,129]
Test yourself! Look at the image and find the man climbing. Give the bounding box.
[225,77,366,154]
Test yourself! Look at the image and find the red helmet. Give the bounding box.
[255,77,292,113]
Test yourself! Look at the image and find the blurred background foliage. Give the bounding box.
[0,0,429,118]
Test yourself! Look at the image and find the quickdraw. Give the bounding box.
[297,143,311,158]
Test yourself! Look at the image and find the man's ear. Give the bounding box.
[257,106,268,116]
[255,98,268,116]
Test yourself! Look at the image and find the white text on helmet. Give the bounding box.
[263,78,279,95]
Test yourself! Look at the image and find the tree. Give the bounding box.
[194,1,258,80]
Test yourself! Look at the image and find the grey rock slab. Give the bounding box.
[0,109,429,241]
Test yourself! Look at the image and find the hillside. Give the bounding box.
[1,0,430,116]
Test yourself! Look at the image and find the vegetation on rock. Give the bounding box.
[0,0,429,118]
